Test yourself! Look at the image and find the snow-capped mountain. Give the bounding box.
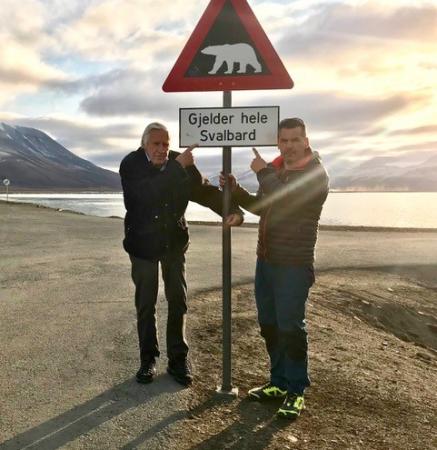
[0,123,121,190]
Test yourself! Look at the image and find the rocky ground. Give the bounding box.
[171,270,437,450]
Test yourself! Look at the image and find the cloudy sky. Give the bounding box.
[0,0,436,175]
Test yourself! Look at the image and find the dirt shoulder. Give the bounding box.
[171,270,437,450]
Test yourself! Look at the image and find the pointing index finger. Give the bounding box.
[252,147,261,158]
[187,143,199,151]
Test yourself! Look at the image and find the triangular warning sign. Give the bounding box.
[163,0,293,92]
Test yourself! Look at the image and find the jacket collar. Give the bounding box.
[271,148,314,171]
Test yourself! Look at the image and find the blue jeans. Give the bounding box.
[255,259,314,395]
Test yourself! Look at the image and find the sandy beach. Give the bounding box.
[0,201,436,449]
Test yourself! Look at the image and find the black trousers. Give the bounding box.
[129,253,188,365]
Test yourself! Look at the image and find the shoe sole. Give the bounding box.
[136,376,154,384]
[167,367,193,386]
[277,411,300,420]
[248,393,286,401]
[136,372,156,384]
[277,406,305,420]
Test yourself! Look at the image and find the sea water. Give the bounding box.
[1,192,437,229]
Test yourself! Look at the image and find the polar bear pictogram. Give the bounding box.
[201,43,262,75]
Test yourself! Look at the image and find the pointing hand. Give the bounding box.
[250,147,267,173]
[176,144,198,168]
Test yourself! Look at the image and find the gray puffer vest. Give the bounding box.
[234,153,329,266]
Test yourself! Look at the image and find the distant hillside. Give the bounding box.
[331,153,437,191]
[0,123,121,190]
[206,150,437,192]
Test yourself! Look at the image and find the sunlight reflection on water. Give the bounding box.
[1,192,436,228]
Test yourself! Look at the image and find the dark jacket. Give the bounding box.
[120,148,233,260]
[233,151,329,266]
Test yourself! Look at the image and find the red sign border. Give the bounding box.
[162,0,293,92]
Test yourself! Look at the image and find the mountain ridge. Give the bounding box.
[205,149,436,192]
[0,123,121,191]
[1,122,435,192]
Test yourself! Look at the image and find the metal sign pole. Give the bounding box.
[217,90,238,396]
[163,0,291,401]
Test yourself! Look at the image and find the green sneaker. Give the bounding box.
[248,383,287,401]
[277,393,305,420]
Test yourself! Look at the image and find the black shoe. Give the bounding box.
[136,359,156,384]
[167,358,193,386]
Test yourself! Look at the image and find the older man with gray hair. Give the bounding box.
[120,122,243,386]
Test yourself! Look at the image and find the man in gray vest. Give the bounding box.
[221,118,329,418]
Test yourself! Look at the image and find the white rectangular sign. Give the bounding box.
[179,106,279,147]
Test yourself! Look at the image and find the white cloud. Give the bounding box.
[54,0,200,63]
[0,0,71,104]
[0,0,45,44]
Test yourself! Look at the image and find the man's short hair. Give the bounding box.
[279,117,306,136]
[141,122,168,147]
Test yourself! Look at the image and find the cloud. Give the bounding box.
[76,67,221,119]
[383,140,437,155]
[80,90,177,118]
[73,63,424,137]
[242,90,423,133]
[55,0,201,62]
[39,68,139,95]
[0,0,45,45]
[77,68,169,116]
[0,41,69,105]
[277,2,437,59]
[0,1,72,104]
[3,115,136,151]
[71,81,428,170]
[389,125,437,136]
[319,3,437,41]
[0,67,50,86]
[273,2,437,97]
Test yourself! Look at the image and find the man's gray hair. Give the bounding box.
[141,122,168,147]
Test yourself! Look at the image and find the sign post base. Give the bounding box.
[216,386,239,398]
